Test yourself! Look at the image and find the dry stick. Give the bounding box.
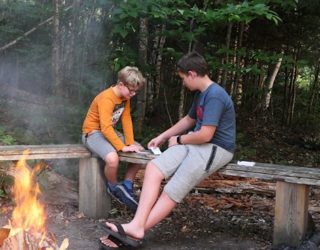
[0,6,72,53]
[0,17,53,52]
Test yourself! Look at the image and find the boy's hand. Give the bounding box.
[122,144,144,153]
[134,144,145,151]
[148,135,166,148]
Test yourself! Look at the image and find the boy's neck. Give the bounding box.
[197,75,214,92]
[112,85,122,98]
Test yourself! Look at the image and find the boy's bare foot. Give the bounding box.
[100,235,118,248]
[105,221,144,241]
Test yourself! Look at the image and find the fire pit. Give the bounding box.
[0,151,68,250]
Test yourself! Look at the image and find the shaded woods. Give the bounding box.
[0,0,319,164]
[0,2,320,249]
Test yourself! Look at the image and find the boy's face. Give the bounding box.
[178,71,197,91]
[119,82,139,100]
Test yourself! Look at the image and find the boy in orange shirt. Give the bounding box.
[82,66,145,212]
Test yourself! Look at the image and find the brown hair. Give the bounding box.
[177,51,208,76]
[117,66,145,88]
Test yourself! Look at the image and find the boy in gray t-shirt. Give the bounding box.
[100,52,236,248]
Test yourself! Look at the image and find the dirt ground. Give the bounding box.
[0,169,274,250]
[1,198,272,250]
[1,168,320,250]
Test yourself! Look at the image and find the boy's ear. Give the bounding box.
[118,81,126,87]
[188,70,197,78]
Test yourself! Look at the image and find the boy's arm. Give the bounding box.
[121,100,134,145]
[170,95,223,146]
[99,99,126,151]
[148,115,196,148]
[169,125,216,146]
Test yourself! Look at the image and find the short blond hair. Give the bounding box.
[117,66,145,89]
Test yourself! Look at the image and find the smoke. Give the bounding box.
[0,1,112,145]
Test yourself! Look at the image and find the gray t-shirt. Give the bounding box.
[188,83,236,152]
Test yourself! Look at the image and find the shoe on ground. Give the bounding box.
[122,182,138,201]
[107,184,138,212]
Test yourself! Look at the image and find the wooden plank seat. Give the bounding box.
[0,144,318,247]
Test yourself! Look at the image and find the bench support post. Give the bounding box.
[79,157,111,219]
[273,181,309,247]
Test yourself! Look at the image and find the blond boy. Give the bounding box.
[82,66,145,212]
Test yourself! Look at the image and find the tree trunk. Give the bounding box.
[148,24,166,115]
[178,19,193,119]
[230,22,240,96]
[77,2,96,94]
[233,22,246,107]
[221,22,233,89]
[287,66,297,125]
[282,66,290,124]
[254,63,268,111]
[264,51,283,110]
[137,17,148,134]
[52,0,63,96]
[154,25,166,102]
[178,86,186,120]
[64,0,81,81]
[286,53,298,126]
[308,58,320,113]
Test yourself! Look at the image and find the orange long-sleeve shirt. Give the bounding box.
[82,87,134,151]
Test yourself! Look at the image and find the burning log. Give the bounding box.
[0,151,68,250]
[0,227,68,250]
[0,228,10,247]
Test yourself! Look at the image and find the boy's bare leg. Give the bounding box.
[144,192,176,231]
[124,163,144,181]
[101,193,175,246]
[106,162,164,239]
[104,152,119,183]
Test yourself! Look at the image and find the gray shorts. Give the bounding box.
[151,143,233,203]
[82,130,125,160]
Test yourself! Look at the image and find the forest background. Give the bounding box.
[0,0,319,183]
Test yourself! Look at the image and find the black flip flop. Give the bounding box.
[99,234,127,249]
[101,223,142,248]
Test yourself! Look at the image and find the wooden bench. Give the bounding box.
[0,144,153,220]
[0,144,319,248]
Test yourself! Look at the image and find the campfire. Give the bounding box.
[0,151,68,250]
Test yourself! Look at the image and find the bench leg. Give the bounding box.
[79,157,111,219]
[273,181,309,247]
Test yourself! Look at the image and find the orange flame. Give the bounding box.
[11,150,46,235]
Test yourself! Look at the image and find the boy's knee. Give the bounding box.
[105,152,119,168]
[146,162,164,179]
[146,162,156,171]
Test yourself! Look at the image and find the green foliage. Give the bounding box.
[293,112,320,135]
[296,67,313,89]
[0,0,319,172]
[106,0,282,83]
[314,154,320,166]
[0,126,16,145]
[0,1,52,45]
[234,132,257,160]
[203,1,281,24]
[134,125,164,149]
[0,189,5,198]
[0,163,14,200]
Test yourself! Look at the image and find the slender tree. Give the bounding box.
[52,0,63,96]
[137,17,148,134]
[264,51,283,110]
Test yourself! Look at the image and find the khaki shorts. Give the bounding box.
[82,130,125,160]
[151,143,233,203]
